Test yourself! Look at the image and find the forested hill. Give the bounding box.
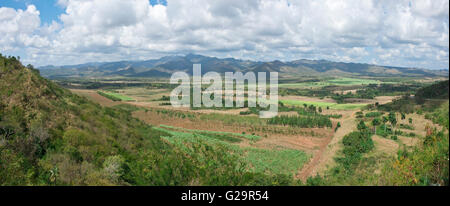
[415,80,449,100]
[0,54,290,186]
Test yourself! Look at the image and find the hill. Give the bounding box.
[415,80,449,100]
[39,54,449,78]
[0,54,291,185]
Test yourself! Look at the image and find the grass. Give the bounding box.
[159,124,261,141]
[98,90,135,101]
[327,78,380,85]
[280,99,367,110]
[243,147,310,175]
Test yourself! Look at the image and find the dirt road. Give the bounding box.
[296,110,357,181]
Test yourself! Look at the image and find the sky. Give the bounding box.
[0,0,448,69]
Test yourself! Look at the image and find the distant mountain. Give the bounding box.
[39,54,449,78]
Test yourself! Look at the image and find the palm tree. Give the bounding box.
[382,116,388,132]
[372,118,381,135]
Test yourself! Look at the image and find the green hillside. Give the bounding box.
[0,55,292,186]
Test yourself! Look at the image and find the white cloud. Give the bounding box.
[0,0,448,69]
[0,5,46,51]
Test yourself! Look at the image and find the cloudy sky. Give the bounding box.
[0,0,448,69]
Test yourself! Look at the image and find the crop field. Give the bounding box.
[279,78,382,88]
[280,99,367,110]
[155,126,310,175]
[98,90,135,101]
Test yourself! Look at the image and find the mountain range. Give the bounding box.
[39,54,449,78]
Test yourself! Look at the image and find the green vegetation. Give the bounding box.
[379,80,449,113]
[0,55,297,186]
[379,102,449,185]
[365,111,383,118]
[97,91,134,101]
[244,147,309,175]
[155,126,309,176]
[279,78,380,88]
[1,54,448,186]
[159,124,261,141]
[280,99,366,110]
[97,91,122,101]
[268,115,332,128]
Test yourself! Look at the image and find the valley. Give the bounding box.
[1,54,448,185]
[68,72,448,183]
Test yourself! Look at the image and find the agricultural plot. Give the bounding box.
[97,90,135,101]
[279,78,381,88]
[280,99,367,110]
[155,126,310,175]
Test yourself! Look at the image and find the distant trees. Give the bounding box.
[415,80,449,101]
[268,115,332,128]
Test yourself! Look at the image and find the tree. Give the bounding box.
[401,113,406,120]
[388,112,397,130]
[357,120,367,131]
[318,107,322,113]
[409,118,413,124]
[372,118,381,135]
[335,122,341,132]
[382,116,388,132]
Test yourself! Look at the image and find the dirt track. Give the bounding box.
[296,110,357,181]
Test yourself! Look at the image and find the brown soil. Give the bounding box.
[70,89,121,107]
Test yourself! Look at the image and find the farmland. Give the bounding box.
[1,54,447,186]
[97,90,135,101]
[65,74,448,185]
[279,77,382,88]
[280,99,367,110]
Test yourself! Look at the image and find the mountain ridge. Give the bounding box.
[39,54,449,78]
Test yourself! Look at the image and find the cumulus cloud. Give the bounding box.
[0,0,448,69]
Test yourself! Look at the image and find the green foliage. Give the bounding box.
[398,124,414,130]
[357,120,367,131]
[244,147,310,175]
[0,56,297,186]
[97,91,134,101]
[415,80,449,101]
[365,112,383,118]
[426,101,450,130]
[388,112,397,128]
[268,115,332,128]
[380,128,448,185]
[335,122,341,132]
[334,131,374,175]
[97,91,122,101]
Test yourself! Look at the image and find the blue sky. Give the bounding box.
[1,0,63,24]
[0,0,448,69]
[0,0,167,24]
